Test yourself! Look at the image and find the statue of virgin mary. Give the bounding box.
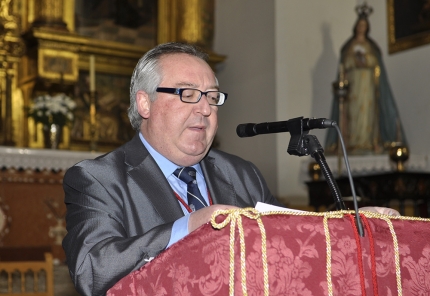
[325,3,407,155]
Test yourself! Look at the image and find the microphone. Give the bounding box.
[236,117,336,138]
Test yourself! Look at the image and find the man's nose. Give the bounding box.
[195,94,212,116]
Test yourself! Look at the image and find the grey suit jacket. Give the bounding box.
[62,133,282,296]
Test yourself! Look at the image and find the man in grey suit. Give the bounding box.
[63,42,398,295]
[63,42,283,296]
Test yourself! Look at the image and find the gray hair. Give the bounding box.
[128,42,209,130]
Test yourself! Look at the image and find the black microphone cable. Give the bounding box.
[332,122,364,237]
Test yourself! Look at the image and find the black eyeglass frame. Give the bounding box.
[156,87,228,106]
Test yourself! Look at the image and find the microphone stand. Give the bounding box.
[285,117,364,236]
[286,119,346,210]
[304,135,346,211]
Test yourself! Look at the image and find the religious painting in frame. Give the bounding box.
[387,0,430,54]
[74,0,158,48]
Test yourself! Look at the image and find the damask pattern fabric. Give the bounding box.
[107,211,430,296]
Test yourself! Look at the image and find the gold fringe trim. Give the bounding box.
[211,208,430,295]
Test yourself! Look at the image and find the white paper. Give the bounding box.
[255,202,306,213]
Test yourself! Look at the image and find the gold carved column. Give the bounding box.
[31,0,67,30]
[176,0,214,49]
[158,0,214,48]
[0,0,25,146]
[158,0,223,68]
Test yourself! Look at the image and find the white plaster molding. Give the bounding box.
[0,147,102,171]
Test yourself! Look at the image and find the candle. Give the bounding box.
[90,91,96,121]
[339,63,344,82]
[89,55,95,92]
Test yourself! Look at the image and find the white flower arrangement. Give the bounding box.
[27,94,77,127]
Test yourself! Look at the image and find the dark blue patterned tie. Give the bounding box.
[174,167,208,212]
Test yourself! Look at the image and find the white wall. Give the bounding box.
[214,0,430,205]
[213,0,278,196]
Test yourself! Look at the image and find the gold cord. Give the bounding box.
[211,208,264,296]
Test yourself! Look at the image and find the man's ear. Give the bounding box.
[136,90,151,119]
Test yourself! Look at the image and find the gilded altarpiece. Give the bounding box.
[0,0,224,261]
[1,0,223,152]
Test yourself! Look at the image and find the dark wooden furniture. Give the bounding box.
[306,172,430,217]
[0,247,54,295]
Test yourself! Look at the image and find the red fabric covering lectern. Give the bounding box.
[107,210,430,295]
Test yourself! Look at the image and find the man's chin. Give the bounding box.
[183,147,213,164]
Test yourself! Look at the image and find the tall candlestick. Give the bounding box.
[89,55,95,92]
[89,91,97,151]
[90,96,96,126]
[89,54,97,151]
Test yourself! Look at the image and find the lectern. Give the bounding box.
[107,209,430,295]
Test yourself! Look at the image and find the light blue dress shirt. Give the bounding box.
[139,133,210,247]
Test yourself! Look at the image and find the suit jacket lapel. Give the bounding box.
[201,153,236,206]
[124,134,184,222]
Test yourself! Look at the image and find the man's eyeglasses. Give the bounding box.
[156,87,228,106]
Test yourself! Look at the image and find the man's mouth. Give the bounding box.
[189,124,206,131]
